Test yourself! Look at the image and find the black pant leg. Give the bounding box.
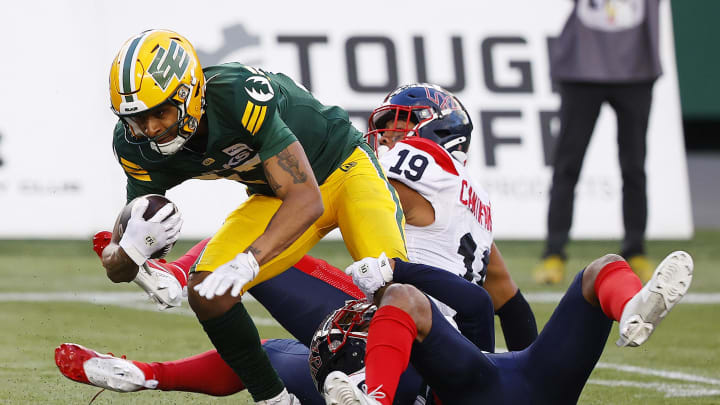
[607,81,654,257]
[545,82,605,256]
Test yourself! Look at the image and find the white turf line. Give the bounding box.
[3,291,720,398]
[587,380,720,398]
[0,291,281,326]
[4,291,720,303]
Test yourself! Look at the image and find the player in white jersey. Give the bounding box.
[368,83,537,350]
[380,137,492,287]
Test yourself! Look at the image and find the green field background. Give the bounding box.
[1,233,719,404]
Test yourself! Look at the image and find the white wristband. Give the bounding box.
[119,239,148,266]
[378,253,393,283]
[245,251,260,277]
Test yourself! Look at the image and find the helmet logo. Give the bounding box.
[147,40,190,91]
[424,87,460,111]
[244,76,274,102]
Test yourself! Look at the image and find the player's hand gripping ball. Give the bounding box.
[114,194,182,264]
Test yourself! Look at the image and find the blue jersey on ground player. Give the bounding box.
[57,249,692,404]
[325,250,693,404]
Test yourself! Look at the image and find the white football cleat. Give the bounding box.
[134,259,184,310]
[255,387,302,404]
[323,370,384,405]
[617,251,694,347]
[55,343,157,392]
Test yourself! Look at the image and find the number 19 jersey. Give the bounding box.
[379,137,493,286]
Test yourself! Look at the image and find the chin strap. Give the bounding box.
[150,133,187,155]
[450,150,467,165]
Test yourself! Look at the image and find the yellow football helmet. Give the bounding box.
[109,29,205,155]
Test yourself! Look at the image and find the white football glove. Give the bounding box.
[193,252,260,299]
[344,252,393,300]
[119,198,183,265]
[133,260,184,310]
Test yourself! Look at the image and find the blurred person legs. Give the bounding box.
[539,82,604,284]
[613,82,655,282]
[532,254,566,285]
[538,81,654,284]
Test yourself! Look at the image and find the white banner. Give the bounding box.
[0,0,692,239]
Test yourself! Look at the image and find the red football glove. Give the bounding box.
[92,231,113,258]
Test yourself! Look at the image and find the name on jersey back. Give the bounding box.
[459,179,492,232]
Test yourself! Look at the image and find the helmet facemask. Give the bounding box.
[309,300,376,391]
[366,105,434,157]
[120,83,199,156]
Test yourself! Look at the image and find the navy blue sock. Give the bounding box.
[496,289,538,351]
[200,302,284,401]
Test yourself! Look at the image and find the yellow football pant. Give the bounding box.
[195,145,407,293]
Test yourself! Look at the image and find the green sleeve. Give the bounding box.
[222,67,297,161]
[254,112,297,161]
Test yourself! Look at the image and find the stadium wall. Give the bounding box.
[0,0,692,239]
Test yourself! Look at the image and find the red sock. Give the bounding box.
[594,260,643,321]
[294,255,364,299]
[365,305,418,405]
[136,349,245,396]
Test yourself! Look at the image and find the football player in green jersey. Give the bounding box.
[98,29,407,405]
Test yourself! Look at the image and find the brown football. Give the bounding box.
[112,194,178,259]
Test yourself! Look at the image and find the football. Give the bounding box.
[112,194,179,259]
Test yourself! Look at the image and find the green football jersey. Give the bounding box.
[113,63,365,202]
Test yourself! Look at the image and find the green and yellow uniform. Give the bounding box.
[113,63,406,289]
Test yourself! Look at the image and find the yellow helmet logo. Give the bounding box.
[147,40,190,92]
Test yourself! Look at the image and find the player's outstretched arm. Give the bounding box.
[392,259,493,318]
[345,254,492,319]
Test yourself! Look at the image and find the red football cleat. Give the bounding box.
[55,343,157,392]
